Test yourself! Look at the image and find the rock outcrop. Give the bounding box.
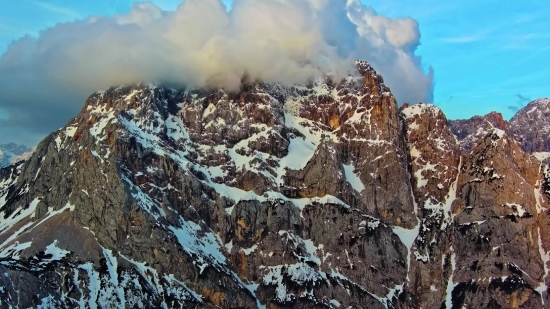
[450,130,548,308]
[399,103,461,308]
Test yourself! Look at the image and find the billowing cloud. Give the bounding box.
[0,0,433,145]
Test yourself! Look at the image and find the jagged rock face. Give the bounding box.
[1,60,550,309]
[401,103,461,208]
[399,103,461,309]
[448,99,550,165]
[400,104,550,309]
[399,102,550,309]
[0,61,417,309]
[448,112,507,152]
[450,131,549,309]
[508,98,550,162]
[543,165,550,200]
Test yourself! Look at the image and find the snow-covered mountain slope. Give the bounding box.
[0,61,549,308]
[0,143,33,168]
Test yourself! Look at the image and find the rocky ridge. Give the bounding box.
[447,112,507,152]
[508,98,550,162]
[0,61,549,308]
[448,98,550,165]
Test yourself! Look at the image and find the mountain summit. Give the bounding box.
[508,98,550,155]
[0,61,549,308]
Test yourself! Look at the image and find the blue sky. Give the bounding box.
[369,0,550,119]
[0,0,549,120]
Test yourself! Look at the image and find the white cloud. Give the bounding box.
[0,0,433,145]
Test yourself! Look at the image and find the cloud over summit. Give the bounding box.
[0,0,433,145]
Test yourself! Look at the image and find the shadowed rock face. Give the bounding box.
[507,98,550,155]
[0,61,550,309]
[448,98,550,165]
[448,112,508,152]
[400,104,550,309]
[450,132,546,309]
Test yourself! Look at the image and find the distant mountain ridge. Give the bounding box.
[448,98,550,163]
[447,111,507,151]
[0,143,33,168]
[508,98,550,155]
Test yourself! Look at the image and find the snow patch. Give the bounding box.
[241,244,258,255]
[44,240,71,260]
[505,203,526,217]
[493,128,505,139]
[343,163,365,192]
[533,152,550,163]
[0,241,32,259]
[0,197,40,237]
[392,224,420,278]
[262,263,325,303]
[444,250,458,309]
[89,111,116,141]
[536,227,550,304]
[535,180,548,214]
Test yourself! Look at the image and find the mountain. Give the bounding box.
[448,98,550,165]
[402,103,550,309]
[507,98,550,163]
[0,61,549,308]
[447,112,507,152]
[0,143,33,168]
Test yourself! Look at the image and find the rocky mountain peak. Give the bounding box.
[446,126,550,308]
[508,97,550,155]
[0,60,421,308]
[354,60,388,94]
[448,98,550,162]
[524,97,550,112]
[448,111,508,152]
[1,61,550,309]
[484,111,507,128]
[401,103,460,207]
